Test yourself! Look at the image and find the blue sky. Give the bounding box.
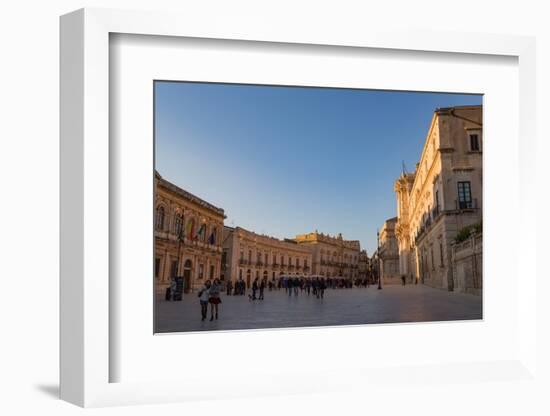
[155,82,481,254]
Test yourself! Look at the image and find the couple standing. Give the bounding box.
[198,279,222,321]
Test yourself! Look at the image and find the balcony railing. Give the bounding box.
[239,259,249,266]
[415,199,479,245]
[455,198,479,210]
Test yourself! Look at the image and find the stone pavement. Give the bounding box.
[155,284,482,333]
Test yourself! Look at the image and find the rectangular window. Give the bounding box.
[199,264,204,280]
[457,181,472,209]
[155,258,161,278]
[430,248,435,271]
[210,265,214,279]
[469,134,480,151]
[439,243,444,267]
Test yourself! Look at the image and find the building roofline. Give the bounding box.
[155,171,225,217]
[408,104,482,205]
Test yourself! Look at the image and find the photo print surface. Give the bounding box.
[154,81,483,333]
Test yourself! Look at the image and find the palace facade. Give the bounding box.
[393,105,483,292]
[379,217,400,284]
[155,172,225,292]
[222,226,313,288]
[294,231,360,279]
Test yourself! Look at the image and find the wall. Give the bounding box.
[452,233,483,295]
[1,1,549,415]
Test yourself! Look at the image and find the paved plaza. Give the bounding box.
[155,284,482,333]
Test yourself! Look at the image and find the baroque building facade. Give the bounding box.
[155,172,225,292]
[222,226,313,288]
[294,231,360,279]
[378,217,400,284]
[393,105,483,292]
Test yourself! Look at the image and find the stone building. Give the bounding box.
[294,231,360,279]
[358,249,370,281]
[378,217,401,284]
[222,226,313,288]
[393,105,483,291]
[451,232,482,295]
[154,172,225,292]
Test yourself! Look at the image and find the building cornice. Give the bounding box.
[156,172,225,218]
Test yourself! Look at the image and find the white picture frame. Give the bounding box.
[60,7,538,408]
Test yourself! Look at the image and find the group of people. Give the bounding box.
[197,279,223,321]
[167,275,381,322]
[282,276,328,299]
[249,277,266,301]
[225,278,247,296]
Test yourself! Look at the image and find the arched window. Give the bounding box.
[174,212,183,237]
[155,206,165,230]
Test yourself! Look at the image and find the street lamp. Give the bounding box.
[377,229,382,290]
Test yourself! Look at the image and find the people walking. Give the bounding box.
[208,278,222,321]
[318,278,326,299]
[236,277,245,295]
[251,277,259,300]
[226,279,233,296]
[198,280,211,321]
[259,279,265,300]
[169,276,177,301]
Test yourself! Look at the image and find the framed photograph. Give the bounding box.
[60,8,538,408]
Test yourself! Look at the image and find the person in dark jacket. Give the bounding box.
[259,279,265,300]
[250,278,259,300]
[318,278,326,299]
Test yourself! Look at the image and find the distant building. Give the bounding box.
[394,105,483,292]
[222,226,313,288]
[358,249,369,281]
[378,217,400,284]
[154,172,225,292]
[294,231,360,279]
